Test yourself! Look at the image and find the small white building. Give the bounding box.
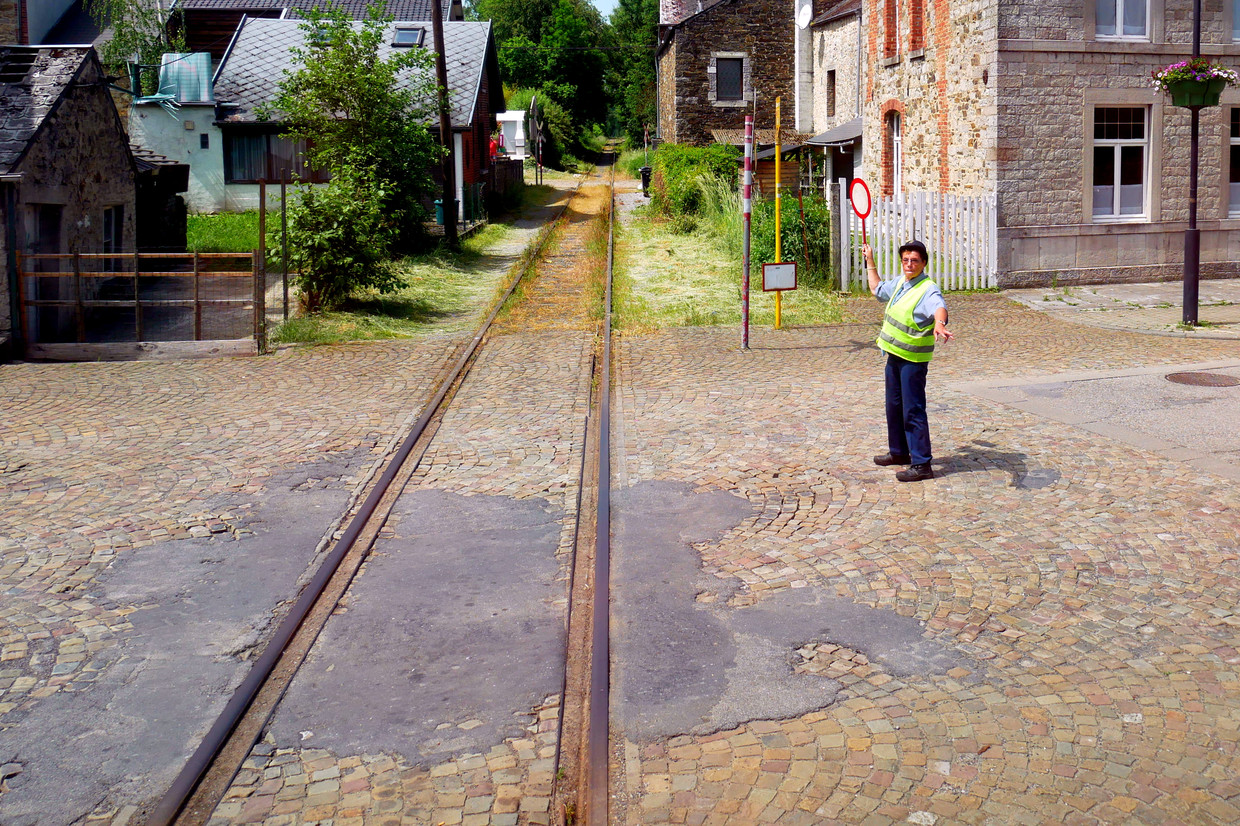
[496,111,527,160]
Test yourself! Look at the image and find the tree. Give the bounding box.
[85,0,185,92]
[608,0,658,144]
[266,3,442,309]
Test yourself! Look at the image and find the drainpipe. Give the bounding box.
[2,173,24,357]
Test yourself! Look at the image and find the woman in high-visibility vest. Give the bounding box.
[861,240,955,482]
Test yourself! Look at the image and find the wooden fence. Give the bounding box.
[16,251,262,361]
[835,183,997,290]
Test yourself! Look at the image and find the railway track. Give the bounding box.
[146,148,622,826]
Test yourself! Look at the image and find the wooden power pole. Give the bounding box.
[430,0,458,246]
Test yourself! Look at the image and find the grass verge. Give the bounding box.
[614,207,848,332]
[188,211,261,252]
[271,223,512,344]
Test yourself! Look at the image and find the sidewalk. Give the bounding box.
[1004,278,1240,338]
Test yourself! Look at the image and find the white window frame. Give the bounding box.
[1091,106,1149,222]
[891,113,903,194]
[1095,0,1149,40]
[1229,108,1240,216]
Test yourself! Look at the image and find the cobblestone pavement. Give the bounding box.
[0,175,583,824]
[0,340,469,823]
[205,176,608,826]
[1004,279,1240,339]
[611,297,1240,825]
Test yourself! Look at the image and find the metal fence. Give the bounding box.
[16,251,262,359]
[836,182,998,290]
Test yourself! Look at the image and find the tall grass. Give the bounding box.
[187,211,262,252]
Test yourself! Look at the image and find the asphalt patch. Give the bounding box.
[0,456,356,826]
[267,489,565,766]
[613,481,966,741]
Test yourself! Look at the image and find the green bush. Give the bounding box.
[285,169,403,312]
[751,192,833,286]
[649,143,740,218]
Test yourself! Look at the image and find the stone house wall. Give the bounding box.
[995,0,1240,286]
[812,11,862,133]
[656,0,797,146]
[862,0,996,197]
[1,53,136,346]
[0,0,19,43]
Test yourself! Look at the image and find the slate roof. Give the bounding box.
[0,46,94,173]
[213,18,494,129]
[175,0,456,20]
[811,0,860,26]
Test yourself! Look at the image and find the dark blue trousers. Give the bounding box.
[885,353,932,466]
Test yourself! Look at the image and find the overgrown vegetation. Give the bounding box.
[272,224,512,344]
[615,143,847,330]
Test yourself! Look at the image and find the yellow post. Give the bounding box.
[774,96,782,330]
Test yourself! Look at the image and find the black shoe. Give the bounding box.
[896,463,934,482]
[873,453,911,466]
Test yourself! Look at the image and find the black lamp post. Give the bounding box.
[1184,0,1203,326]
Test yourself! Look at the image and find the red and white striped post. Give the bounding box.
[742,115,753,351]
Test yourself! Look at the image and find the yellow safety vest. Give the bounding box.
[876,276,936,363]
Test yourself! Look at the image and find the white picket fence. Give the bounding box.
[835,182,998,290]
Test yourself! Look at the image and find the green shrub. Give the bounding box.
[649,143,740,217]
[751,192,833,286]
[285,169,402,312]
[188,211,261,252]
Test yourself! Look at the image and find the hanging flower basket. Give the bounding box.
[1152,59,1238,108]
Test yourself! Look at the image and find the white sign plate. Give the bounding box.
[762,262,797,292]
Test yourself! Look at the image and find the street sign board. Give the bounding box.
[762,262,797,291]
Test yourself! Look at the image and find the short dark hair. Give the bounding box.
[898,240,928,263]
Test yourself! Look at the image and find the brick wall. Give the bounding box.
[655,0,796,146]
[862,0,997,196]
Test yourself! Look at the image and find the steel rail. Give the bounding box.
[586,151,616,825]
[146,176,589,826]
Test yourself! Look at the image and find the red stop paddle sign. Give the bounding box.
[849,178,872,244]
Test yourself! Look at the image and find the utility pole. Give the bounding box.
[431,0,458,247]
[1184,0,1203,325]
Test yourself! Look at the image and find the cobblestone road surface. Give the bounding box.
[610,297,1240,825]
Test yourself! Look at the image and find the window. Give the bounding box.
[883,112,902,195]
[200,133,209,149]
[223,131,328,183]
[393,25,424,46]
[1096,0,1147,38]
[1234,0,1240,41]
[1230,109,1240,214]
[1092,107,1147,219]
[826,70,836,118]
[103,206,124,256]
[910,0,925,51]
[884,0,899,57]
[716,58,743,101]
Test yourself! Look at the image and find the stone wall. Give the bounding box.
[656,0,796,146]
[0,0,19,44]
[995,0,1240,285]
[862,0,997,196]
[657,37,679,144]
[812,13,861,133]
[1,52,136,346]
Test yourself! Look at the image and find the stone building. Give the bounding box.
[0,0,78,45]
[862,0,1240,286]
[0,46,138,353]
[656,0,802,146]
[807,0,863,185]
